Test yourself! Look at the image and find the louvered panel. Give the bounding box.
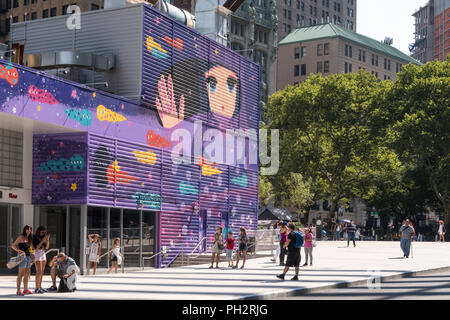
[32,133,88,204]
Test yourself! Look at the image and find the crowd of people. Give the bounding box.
[9,226,124,296]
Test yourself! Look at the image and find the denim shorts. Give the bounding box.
[18,256,31,269]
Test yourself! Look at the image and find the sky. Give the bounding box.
[357,0,427,55]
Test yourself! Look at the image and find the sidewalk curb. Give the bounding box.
[239,265,450,300]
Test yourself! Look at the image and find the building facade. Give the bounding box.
[411,0,435,64]
[0,0,105,46]
[277,0,357,41]
[277,23,421,91]
[0,3,259,273]
[434,0,450,61]
[411,0,450,63]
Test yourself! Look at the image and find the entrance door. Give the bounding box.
[38,206,67,265]
[198,210,207,253]
[0,204,22,273]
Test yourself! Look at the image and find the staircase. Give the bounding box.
[168,251,274,268]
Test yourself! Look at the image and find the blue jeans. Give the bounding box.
[18,256,31,269]
[400,239,412,257]
[347,233,356,246]
[336,231,340,240]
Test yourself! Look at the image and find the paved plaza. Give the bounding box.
[1,241,450,300]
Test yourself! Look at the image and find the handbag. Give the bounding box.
[218,244,225,251]
[6,254,25,269]
[312,240,317,247]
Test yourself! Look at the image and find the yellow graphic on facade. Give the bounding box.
[132,150,157,165]
[97,105,127,123]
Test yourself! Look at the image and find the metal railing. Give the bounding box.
[142,241,175,270]
[181,237,207,266]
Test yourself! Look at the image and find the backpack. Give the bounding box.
[294,231,304,249]
[58,278,73,293]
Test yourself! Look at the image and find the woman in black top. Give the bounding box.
[12,225,33,296]
[32,226,50,293]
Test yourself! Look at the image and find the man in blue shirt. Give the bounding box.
[345,220,357,247]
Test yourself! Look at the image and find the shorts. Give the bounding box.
[226,249,233,260]
[211,243,222,254]
[238,243,248,252]
[34,249,47,262]
[18,256,32,269]
[285,250,301,267]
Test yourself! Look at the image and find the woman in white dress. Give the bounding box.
[87,234,101,275]
[108,238,124,274]
[438,221,446,242]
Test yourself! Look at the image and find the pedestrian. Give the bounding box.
[270,223,281,262]
[32,226,50,294]
[87,233,102,275]
[336,223,341,241]
[387,221,394,241]
[331,219,337,241]
[438,220,446,242]
[345,220,357,247]
[107,238,123,274]
[399,219,415,258]
[234,227,249,269]
[225,231,235,268]
[48,252,79,292]
[277,223,303,281]
[279,221,288,266]
[209,226,224,269]
[303,227,314,266]
[11,225,34,296]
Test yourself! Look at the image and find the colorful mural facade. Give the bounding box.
[0,5,259,268]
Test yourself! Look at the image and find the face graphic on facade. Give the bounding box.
[205,66,238,118]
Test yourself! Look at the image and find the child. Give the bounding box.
[225,231,235,268]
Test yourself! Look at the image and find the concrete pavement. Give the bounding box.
[1,241,450,300]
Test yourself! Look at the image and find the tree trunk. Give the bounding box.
[329,200,337,221]
[304,207,311,226]
[445,202,450,241]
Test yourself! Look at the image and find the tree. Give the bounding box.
[266,71,389,220]
[282,173,315,223]
[384,57,450,228]
[258,175,274,208]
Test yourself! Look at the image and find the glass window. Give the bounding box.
[87,207,108,268]
[301,64,306,76]
[317,44,323,56]
[301,46,307,57]
[324,43,329,55]
[294,65,300,76]
[0,128,23,188]
[324,61,329,73]
[294,47,300,59]
[123,209,141,267]
[142,211,156,267]
[317,61,323,73]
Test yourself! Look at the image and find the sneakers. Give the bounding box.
[16,290,24,296]
[232,266,237,269]
[291,276,299,281]
[276,274,285,280]
[302,263,308,267]
[47,285,57,292]
[34,288,45,294]
[23,289,33,295]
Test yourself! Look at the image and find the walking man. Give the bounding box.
[400,219,415,258]
[345,220,357,247]
[276,223,302,281]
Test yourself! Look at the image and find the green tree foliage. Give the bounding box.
[266,71,390,219]
[384,57,450,225]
